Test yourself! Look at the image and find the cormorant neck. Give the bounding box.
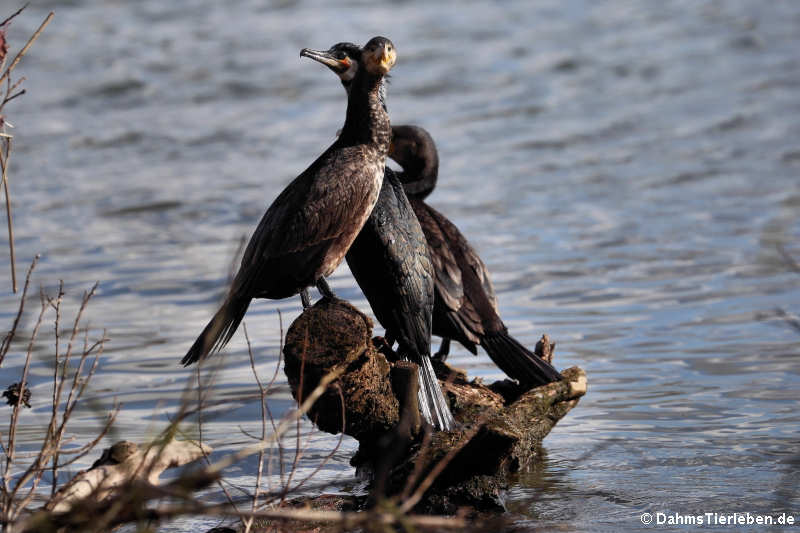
[339,71,391,151]
[398,165,438,199]
[394,131,439,199]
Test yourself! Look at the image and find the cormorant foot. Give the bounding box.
[433,338,451,362]
[373,336,400,362]
[316,278,337,300]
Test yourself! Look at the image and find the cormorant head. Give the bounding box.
[361,36,396,76]
[390,125,439,199]
[300,42,360,81]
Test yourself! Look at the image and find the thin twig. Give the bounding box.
[204,366,344,477]
[0,139,16,292]
[147,503,468,529]
[2,88,25,105]
[243,321,264,533]
[192,349,247,532]
[0,11,53,86]
[3,291,47,519]
[273,385,345,500]
[0,10,53,294]
[9,300,108,515]
[399,427,433,502]
[24,495,467,533]
[15,405,119,514]
[280,324,309,503]
[400,414,491,513]
[0,254,37,365]
[49,284,99,495]
[0,4,27,28]
[267,310,285,498]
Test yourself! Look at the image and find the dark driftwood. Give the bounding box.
[282,298,587,513]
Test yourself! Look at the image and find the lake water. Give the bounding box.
[1,1,799,531]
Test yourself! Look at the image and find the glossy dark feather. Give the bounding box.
[309,44,455,430]
[393,126,563,386]
[182,38,394,366]
[346,169,455,430]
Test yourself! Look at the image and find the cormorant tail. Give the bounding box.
[481,331,563,386]
[417,356,455,431]
[181,296,251,366]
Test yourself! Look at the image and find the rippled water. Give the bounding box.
[1,0,799,531]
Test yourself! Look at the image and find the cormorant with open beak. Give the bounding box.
[302,42,455,431]
[182,37,396,366]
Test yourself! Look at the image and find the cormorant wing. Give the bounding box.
[232,145,378,299]
[409,198,463,312]
[451,223,500,317]
[382,178,434,358]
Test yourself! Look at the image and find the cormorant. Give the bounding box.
[182,37,396,366]
[312,44,560,387]
[302,42,454,431]
[390,125,563,386]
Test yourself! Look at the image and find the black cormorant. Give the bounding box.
[302,42,454,431]
[390,125,563,386]
[182,37,396,366]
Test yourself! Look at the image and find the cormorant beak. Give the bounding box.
[300,48,351,74]
[380,48,396,73]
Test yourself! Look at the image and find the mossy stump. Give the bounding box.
[283,297,399,441]
[282,297,587,513]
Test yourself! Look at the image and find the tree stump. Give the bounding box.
[283,297,587,513]
[283,297,399,441]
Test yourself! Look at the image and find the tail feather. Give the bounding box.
[481,332,562,386]
[181,297,251,366]
[417,356,455,431]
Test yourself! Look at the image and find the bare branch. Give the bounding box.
[0,254,38,365]
[2,87,24,105]
[0,138,16,292]
[0,11,53,86]
[0,4,27,28]
[243,321,265,533]
[400,415,490,513]
[205,366,344,478]
[3,289,47,518]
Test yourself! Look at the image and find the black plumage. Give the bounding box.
[182,37,396,366]
[303,42,454,430]
[390,125,563,386]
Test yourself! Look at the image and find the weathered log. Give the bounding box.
[45,439,211,513]
[282,297,587,513]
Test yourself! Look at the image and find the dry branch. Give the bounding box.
[0,9,54,291]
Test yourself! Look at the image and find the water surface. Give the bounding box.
[1,1,799,531]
